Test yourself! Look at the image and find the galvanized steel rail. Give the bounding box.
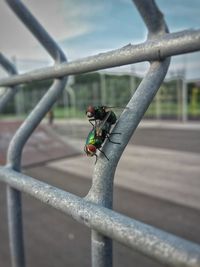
[0,0,200,267]
[0,29,200,87]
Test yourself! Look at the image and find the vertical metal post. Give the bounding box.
[0,53,24,267]
[7,187,24,267]
[91,231,112,267]
[86,1,170,266]
[5,1,68,267]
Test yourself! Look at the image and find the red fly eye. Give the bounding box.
[86,144,96,156]
[86,105,95,116]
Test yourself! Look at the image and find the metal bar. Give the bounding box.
[0,29,200,87]
[5,1,68,267]
[6,187,24,267]
[6,0,67,169]
[132,0,168,35]
[0,1,199,267]
[86,0,170,266]
[0,53,25,267]
[0,167,200,267]
[0,53,19,112]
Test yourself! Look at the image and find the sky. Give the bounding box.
[0,0,200,80]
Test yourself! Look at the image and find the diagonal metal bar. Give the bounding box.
[0,167,200,267]
[0,53,19,112]
[0,29,200,87]
[85,0,170,266]
[5,1,68,267]
[133,0,168,35]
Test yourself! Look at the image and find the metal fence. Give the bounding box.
[3,73,200,122]
[67,74,197,121]
[0,0,200,267]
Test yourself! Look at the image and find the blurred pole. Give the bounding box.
[156,88,161,120]
[130,65,136,95]
[110,78,115,106]
[12,56,20,116]
[65,86,76,118]
[182,56,188,122]
[176,77,182,121]
[15,89,25,116]
[63,88,68,118]
[12,56,25,116]
[182,76,188,122]
[92,82,99,106]
[100,73,107,105]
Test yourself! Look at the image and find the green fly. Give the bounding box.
[84,109,121,163]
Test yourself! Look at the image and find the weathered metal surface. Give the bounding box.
[0,167,200,267]
[3,0,68,267]
[86,0,170,265]
[0,30,200,87]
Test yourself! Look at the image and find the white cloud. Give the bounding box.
[0,0,103,61]
[0,0,200,80]
[23,0,103,40]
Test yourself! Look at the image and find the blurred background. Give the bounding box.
[0,1,200,267]
[0,72,199,122]
[0,0,200,122]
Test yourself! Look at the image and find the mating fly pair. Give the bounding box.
[84,105,121,163]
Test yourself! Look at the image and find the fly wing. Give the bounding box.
[96,111,111,136]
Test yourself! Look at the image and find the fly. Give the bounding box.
[84,105,122,163]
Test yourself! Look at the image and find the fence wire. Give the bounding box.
[0,0,200,267]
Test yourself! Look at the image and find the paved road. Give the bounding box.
[1,121,200,266]
[0,121,80,166]
[49,144,200,210]
[54,120,200,153]
[1,166,200,267]
[130,127,200,154]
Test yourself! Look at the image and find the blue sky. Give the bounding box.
[0,0,200,80]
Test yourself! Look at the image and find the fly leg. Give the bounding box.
[89,119,96,129]
[109,132,121,135]
[98,148,109,161]
[94,154,98,164]
[107,136,121,145]
[106,132,121,145]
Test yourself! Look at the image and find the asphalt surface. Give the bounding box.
[131,127,200,154]
[49,144,200,210]
[54,121,200,154]
[0,122,200,267]
[1,165,200,267]
[0,121,80,167]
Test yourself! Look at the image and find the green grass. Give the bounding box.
[1,103,200,120]
[146,102,200,117]
[0,114,26,120]
[53,107,85,119]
